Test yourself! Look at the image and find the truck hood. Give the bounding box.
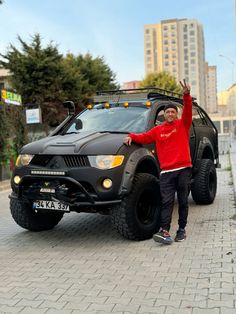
[20,131,127,155]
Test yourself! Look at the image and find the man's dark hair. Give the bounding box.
[164,103,178,112]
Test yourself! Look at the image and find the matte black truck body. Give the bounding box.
[9,88,219,240]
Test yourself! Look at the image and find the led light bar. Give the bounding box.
[31,170,65,176]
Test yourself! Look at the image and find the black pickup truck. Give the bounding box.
[9,88,220,240]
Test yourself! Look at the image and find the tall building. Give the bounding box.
[144,19,207,108]
[205,63,217,113]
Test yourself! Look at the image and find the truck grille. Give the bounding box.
[30,155,89,168]
[31,155,53,166]
[63,155,89,167]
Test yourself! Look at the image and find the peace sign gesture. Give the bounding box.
[179,79,190,95]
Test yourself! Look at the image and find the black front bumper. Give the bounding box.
[10,174,121,208]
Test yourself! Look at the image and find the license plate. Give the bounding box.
[33,200,69,212]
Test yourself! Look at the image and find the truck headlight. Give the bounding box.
[88,155,124,169]
[15,154,34,167]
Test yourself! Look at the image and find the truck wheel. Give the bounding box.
[111,173,161,240]
[10,199,64,231]
[191,159,217,204]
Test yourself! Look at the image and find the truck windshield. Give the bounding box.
[65,104,150,134]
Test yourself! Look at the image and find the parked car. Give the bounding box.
[9,88,220,240]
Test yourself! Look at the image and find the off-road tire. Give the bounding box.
[191,159,217,204]
[10,198,64,231]
[111,173,161,240]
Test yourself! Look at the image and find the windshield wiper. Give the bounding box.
[62,131,79,135]
[99,131,129,134]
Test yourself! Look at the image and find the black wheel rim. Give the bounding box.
[136,189,158,225]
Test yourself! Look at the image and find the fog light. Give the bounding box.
[14,176,21,184]
[102,178,112,189]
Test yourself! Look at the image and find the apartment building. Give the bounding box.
[205,63,217,113]
[144,19,207,109]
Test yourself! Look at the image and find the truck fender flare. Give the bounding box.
[119,148,158,196]
[193,137,214,174]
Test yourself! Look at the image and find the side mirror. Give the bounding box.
[75,119,83,130]
[63,101,75,115]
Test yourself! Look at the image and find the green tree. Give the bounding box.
[0,34,120,128]
[140,72,182,94]
[0,104,10,165]
[0,34,67,131]
[62,53,119,107]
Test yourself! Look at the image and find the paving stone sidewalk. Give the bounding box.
[0,153,236,314]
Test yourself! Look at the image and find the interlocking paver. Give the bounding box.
[0,150,236,314]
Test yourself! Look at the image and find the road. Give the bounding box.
[0,154,236,314]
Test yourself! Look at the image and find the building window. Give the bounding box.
[190,52,196,57]
[146,50,151,55]
[163,40,168,45]
[145,29,150,34]
[190,30,195,36]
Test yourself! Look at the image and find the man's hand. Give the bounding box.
[179,79,190,95]
[123,136,132,146]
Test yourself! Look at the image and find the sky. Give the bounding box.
[0,0,235,92]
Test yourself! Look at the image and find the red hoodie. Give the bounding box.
[129,94,192,171]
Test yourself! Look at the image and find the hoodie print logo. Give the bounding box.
[160,128,177,138]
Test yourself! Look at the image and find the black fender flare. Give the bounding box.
[193,137,215,174]
[118,148,159,196]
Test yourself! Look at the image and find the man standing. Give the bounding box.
[123,80,192,244]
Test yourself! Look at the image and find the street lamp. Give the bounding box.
[219,54,235,141]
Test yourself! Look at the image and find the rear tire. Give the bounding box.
[111,173,161,240]
[191,159,217,204]
[10,198,64,231]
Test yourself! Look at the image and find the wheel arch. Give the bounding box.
[193,138,215,176]
[119,148,159,196]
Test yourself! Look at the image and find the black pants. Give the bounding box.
[159,167,192,231]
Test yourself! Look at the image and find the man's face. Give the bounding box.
[164,108,178,124]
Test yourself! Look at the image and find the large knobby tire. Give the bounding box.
[111,173,161,240]
[191,159,217,205]
[10,198,64,231]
